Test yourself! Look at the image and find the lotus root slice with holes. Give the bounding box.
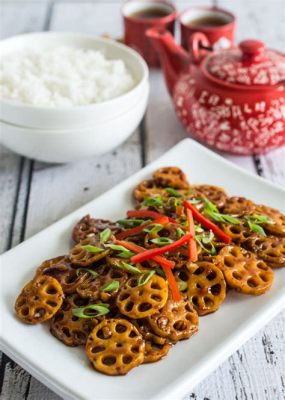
[220,222,252,244]
[69,237,109,267]
[243,235,285,268]
[147,294,198,342]
[116,275,168,319]
[15,275,64,324]
[35,256,85,295]
[144,341,172,363]
[50,295,97,346]
[218,245,274,295]
[133,179,167,202]
[186,262,226,316]
[222,196,256,216]
[153,166,189,190]
[85,319,145,375]
[194,185,228,209]
[76,264,128,301]
[254,205,285,237]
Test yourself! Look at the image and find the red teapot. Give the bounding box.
[146,28,285,155]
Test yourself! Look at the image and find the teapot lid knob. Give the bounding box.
[240,40,265,60]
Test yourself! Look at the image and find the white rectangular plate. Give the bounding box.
[1,139,285,400]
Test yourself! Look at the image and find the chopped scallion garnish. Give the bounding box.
[100,228,112,244]
[101,280,120,292]
[137,270,156,286]
[81,245,104,253]
[72,303,110,319]
[150,237,174,246]
[76,268,98,278]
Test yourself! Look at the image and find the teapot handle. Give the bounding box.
[189,33,211,64]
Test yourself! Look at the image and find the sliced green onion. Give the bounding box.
[117,219,149,228]
[178,280,188,292]
[142,196,163,207]
[188,198,202,204]
[245,214,273,225]
[116,262,141,274]
[101,280,120,292]
[105,244,135,258]
[177,227,185,239]
[195,231,217,255]
[76,268,99,278]
[203,197,241,225]
[137,270,156,286]
[165,187,182,198]
[150,237,174,246]
[100,228,112,244]
[155,267,165,278]
[143,223,163,235]
[81,245,104,253]
[247,221,266,236]
[72,303,110,319]
[222,215,241,225]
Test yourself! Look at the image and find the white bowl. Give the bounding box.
[0,32,149,129]
[0,87,149,163]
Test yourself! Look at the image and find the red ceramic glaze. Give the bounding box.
[180,6,236,50]
[146,28,285,155]
[122,0,176,67]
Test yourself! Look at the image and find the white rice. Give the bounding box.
[0,46,135,107]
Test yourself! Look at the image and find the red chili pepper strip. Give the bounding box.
[161,265,181,301]
[186,208,198,262]
[115,240,180,301]
[183,200,232,244]
[130,234,192,264]
[116,216,169,240]
[114,240,174,269]
[127,210,176,223]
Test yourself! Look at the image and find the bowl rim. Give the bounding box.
[0,84,149,135]
[0,31,149,111]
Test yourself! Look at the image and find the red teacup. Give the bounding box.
[179,6,236,50]
[122,0,177,67]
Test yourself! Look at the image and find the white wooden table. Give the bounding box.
[1,1,285,399]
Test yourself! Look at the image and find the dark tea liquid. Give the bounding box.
[131,7,171,19]
[188,15,228,27]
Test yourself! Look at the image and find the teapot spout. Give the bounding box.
[146,27,190,95]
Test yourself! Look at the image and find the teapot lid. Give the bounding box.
[205,40,285,87]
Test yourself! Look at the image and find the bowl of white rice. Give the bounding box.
[0,32,149,162]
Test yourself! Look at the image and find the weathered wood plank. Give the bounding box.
[1,2,284,400]
[0,3,143,400]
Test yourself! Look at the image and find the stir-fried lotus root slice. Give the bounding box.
[218,245,274,295]
[144,341,172,363]
[243,235,285,268]
[255,205,285,237]
[133,179,167,203]
[50,294,97,346]
[184,262,226,315]
[69,237,109,266]
[15,275,64,324]
[116,275,168,319]
[222,197,256,216]
[72,215,98,243]
[220,222,252,244]
[153,166,189,190]
[72,216,121,243]
[132,319,172,363]
[194,185,228,210]
[85,319,145,375]
[36,256,86,294]
[76,264,128,301]
[147,294,198,342]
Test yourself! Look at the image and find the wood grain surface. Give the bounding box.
[0,1,284,399]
